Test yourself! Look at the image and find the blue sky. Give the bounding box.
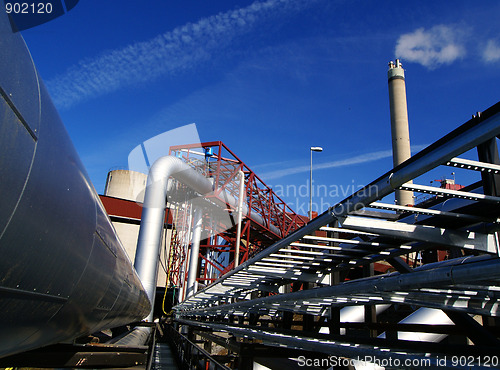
[21,0,500,215]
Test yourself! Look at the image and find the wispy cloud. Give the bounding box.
[46,0,312,109]
[260,144,429,180]
[395,25,466,69]
[483,39,500,63]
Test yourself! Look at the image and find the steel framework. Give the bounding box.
[174,102,500,369]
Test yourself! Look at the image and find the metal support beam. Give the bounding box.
[477,138,500,196]
[329,104,500,219]
[369,202,494,222]
[400,182,500,203]
[176,318,470,368]
[388,256,414,273]
[446,157,500,173]
[384,254,497,349]
[340,215,499,254]
[444,310,500,347]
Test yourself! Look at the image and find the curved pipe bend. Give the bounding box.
[134,156,213,321]
[134,156,281,320]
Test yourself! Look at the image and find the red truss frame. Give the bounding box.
[165,141,306,290]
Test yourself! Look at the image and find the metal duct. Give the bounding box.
[215,183,282,237]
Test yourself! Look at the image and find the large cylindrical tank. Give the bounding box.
[0,12,150,358]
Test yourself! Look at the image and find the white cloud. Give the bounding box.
[261,150,391,180]
[483,39,500,63]
[46,0,310,109]
[395,25,466,69]
[260,144,429,180]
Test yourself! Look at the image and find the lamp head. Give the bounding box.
[310,146,323,152]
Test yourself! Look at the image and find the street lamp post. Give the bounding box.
[309,146,323,220]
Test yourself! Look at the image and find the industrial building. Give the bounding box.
[2,7,500,370]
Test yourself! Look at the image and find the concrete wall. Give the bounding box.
[105,169,147,203]
[104,169,171,288]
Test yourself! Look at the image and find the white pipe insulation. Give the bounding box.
[134,156,282,319]
[216,183,282,237]
[185,206,203,299]
[134,156,213,321]
[234,170,245,268]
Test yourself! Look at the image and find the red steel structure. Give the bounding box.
[165,141,306,293]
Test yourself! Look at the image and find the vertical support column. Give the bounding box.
[300,282,315,332]
[329,304,341,336]
[238,344,254,370]
[185,206,203,299]
[477,137,500,323]
[234,170,245,268]
[327,221,341,336]
[363,264,377,337]
[178,205,194,302]
[329,268,341,336]
[477,137,500,196]
[203,339,212,354]
[388,59,414,206]
[309,149,313,220]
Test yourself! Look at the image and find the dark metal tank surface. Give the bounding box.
[0,12,151,358]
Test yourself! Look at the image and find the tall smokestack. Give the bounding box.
[388,59,414,206]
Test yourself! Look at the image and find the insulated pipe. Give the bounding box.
[180,255,499,317]
[218,187,281,237]
[234,171,245,267]
[134,156,213,321]
[185,206,203,299]
[113,326,151,347]
[135,156,282,319]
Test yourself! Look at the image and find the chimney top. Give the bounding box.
[388,59,405,80]
[389,59,403,69]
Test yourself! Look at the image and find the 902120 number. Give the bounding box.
[5,2,53,14]
[451,355,499,367]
